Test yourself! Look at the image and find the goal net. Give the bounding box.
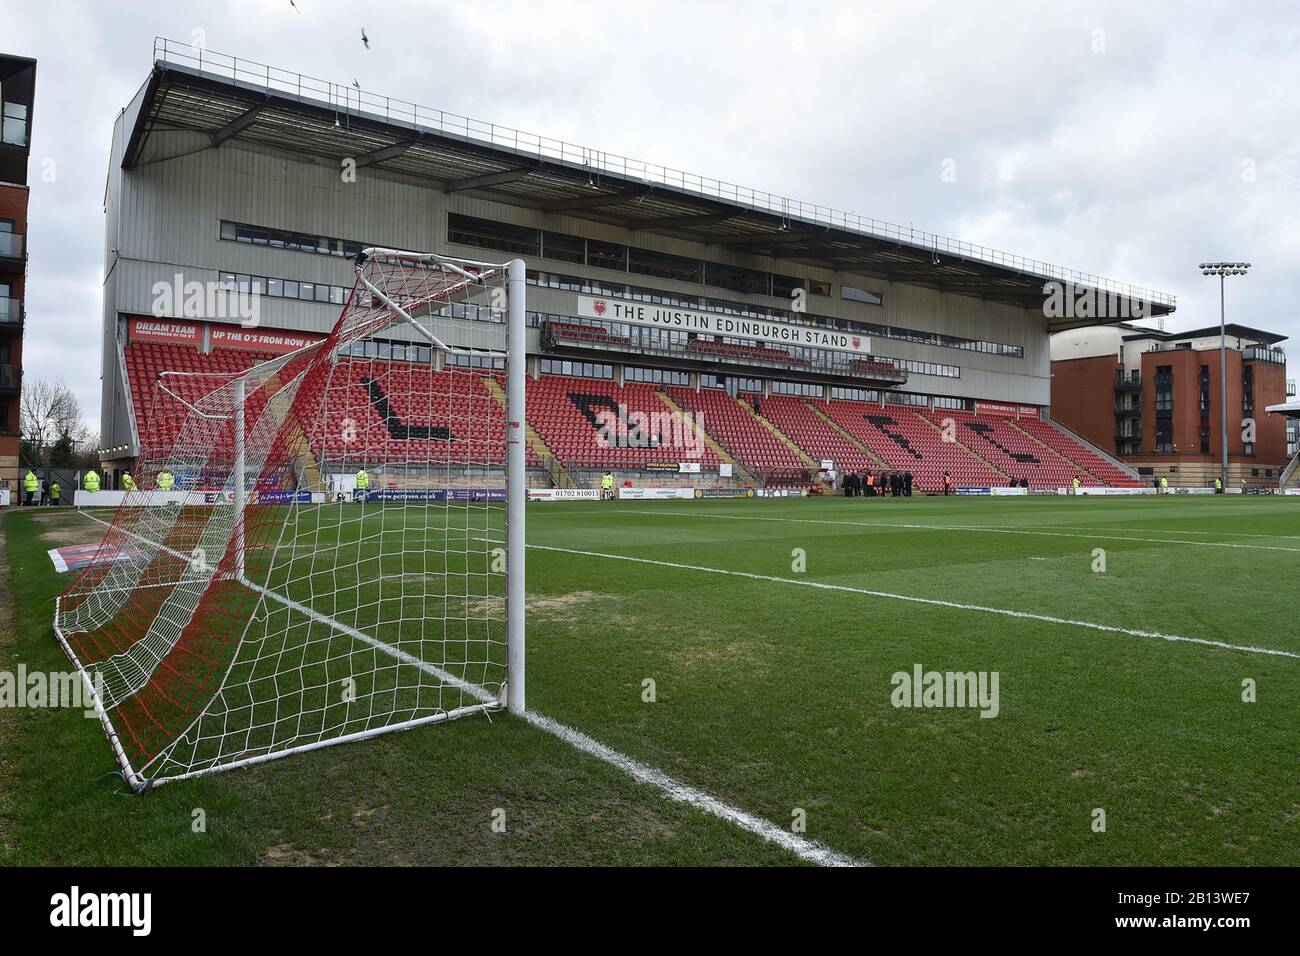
[54,250,526,790]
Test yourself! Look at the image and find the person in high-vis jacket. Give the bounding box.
[1214,477,1223,494]
[121,472,138,492]
[1159,476,1169,494]
[49,482,60,506]
[600,472,614,500]
[82,469,101,493]
[22,470,38,506]
[355,468,370,492]
[156,470,175,491]
[1071,475,1081,493]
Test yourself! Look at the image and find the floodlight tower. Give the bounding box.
[1199,261,1251,489]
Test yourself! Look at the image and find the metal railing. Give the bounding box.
[153,37,1177,309]
[544,322,909,383]
[0,363,19,388]
[0,232,22,260]
[1243,346,1286,365]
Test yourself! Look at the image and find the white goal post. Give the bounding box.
[53,249,527,790]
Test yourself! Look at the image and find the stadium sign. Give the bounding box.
[1068,487,1148,495]
[694,487,756,499]
[129,317,202,345]
[973,402,1039,418]
[528,489,601,500]
[211,326,324,355]
[577,296,871,355]
[618,487,695,500]
[359,488,507,502]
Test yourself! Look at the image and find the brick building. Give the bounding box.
[0,54,35,495]
[1051,323,1292,487]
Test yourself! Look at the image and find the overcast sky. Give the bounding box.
[4,0,1298,433]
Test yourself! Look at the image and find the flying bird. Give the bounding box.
[361,28,370,49]
[352,80,361,89]
[289,0,301,12]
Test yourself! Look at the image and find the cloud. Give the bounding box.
[4,0,1297,431]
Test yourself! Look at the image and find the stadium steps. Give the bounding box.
[738,398,817,467]
[915,411,1010,480]
[655,390,755,484]
[1278,453,1300,490]
[483,377,575,488]
[805,402,886,466]
[1006,419,1100,482]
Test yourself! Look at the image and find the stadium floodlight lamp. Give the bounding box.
[1199,259,1252,489]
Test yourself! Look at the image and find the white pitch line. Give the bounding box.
[70,508,859,867]
[520,711,858,867]
[609,508,1300,553]
[1027,524,1300,542]
[523,542,1300,660]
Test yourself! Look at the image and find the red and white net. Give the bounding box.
[56,250,516,788]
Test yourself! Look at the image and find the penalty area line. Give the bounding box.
[609,508,1300,554]
[70,509,861,867]
[523,542,1300,661]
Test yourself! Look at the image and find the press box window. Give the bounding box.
[542,232,585,264]
[842,285,883,306]
[587,240,628,272]
[629,247,702,284]
[447,214,539,257]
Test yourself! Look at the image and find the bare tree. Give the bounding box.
[21,379,85,468]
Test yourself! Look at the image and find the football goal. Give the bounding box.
[54,250,527,790]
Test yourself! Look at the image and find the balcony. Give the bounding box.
[0,363,19,392]
[1114,371,1141,391]
[1243,346,1286,365]
[0,295,22,328]
[0,231,22,267]
[1114,403,1141,416]
[542,319,910,385]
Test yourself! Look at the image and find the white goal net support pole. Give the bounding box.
[505,258,526,715]
[53,249,527,790]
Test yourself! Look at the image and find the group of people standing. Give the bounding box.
[842,470,913,497]
[19,467,165,506]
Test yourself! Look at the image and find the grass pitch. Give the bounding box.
[3,494,1298,866]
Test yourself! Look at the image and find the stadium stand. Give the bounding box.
[1013,416,1144,487]
[528,375,720,470]
[125,343,275,451]
[919,410,1088,488]
[122,341,1139,490]
[316,361,509,466]
[668,387,809,476]
[757,396,879,473]
[684,339,811,366]
[815,400,1003,490]
[544,321,633,348]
